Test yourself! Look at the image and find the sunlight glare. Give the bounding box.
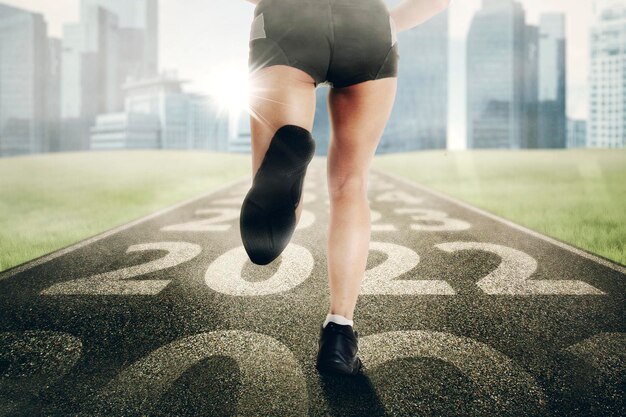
[207,64,250,116]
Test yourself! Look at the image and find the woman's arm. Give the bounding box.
[389,0,451,33]
[245,0,261,5]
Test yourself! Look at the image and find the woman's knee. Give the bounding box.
[328,174,368,199]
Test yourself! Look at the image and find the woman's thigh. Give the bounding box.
[327,77,398,190]
[248,65,317,177]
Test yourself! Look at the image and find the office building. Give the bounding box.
[588,2,626,148]
[91,72,229,151]
[380,9,448,153]
[0,4,48,156]
[537,13,566,148]
[81,0,159,81]
[467,0,527,149]
[524,24,539,149]
[230,109,252,154]
[61,5,119,150]
[312,86,331,156]
[90,112,160,149]
[46,38,62,152]
[567,118,587,148]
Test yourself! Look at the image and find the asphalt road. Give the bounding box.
[0,157,624,416]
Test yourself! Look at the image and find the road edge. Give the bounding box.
[372,168,626,275]
[0,175,251,281]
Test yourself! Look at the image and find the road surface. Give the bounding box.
[0,157,624,416]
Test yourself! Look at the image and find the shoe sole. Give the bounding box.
[240,125,316,265]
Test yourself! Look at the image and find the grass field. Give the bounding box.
[372,149,626,265]
[1,149,624,273]
[0,151,250,272]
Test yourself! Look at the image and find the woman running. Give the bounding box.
[240,0,451,375]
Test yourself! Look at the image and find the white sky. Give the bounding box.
[4,0,603,149]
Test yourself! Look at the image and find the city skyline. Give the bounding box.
[3,0,599,150]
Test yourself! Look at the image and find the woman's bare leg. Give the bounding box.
[248,65,317,224]
[326,77,398,319]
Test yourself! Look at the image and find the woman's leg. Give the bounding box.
[326,77,398,319]
[248,65,317,224]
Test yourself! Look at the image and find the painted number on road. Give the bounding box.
[361,242,455,295]
[396,208,471,232]
[436,242,604,295]
[376,190,423,205]
[41,242,202,296]
[205,243,314,296]
[161,208,240,232]
[91,331,308,416]
[359,331,547,415]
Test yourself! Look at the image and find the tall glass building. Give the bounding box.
[0,4,49,156]
[537,13,566,148]
[467,0,527,149]
[61,6,119,150]
[310,1,447,155]
[312,86,331,156]
[588,2,626,148]
[81,0,159,81]
[380,9,448,153]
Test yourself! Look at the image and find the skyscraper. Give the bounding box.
[312,86,331,156]
[46,38,62,152]
[467,0,527,149]
[537,13,566,148]
[0,4,48,156]
[567,118,587,148]
[380,9,448,153]
[61,5,119,150]
[81,0,159,81]
[588,2,626,148]
[524,24,539,149]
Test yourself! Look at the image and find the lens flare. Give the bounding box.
[206,64,251,116]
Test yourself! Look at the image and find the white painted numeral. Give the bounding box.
[359,331,546,415]
[295,210,315,230]
[212,197,243,205]
[376,190,423,205]
[303,192,317,204]
[436,242,605,295]
[361,242,455,295]
[92,331,308,416]
[161,208,240,232]
[369,181,395,191]
[205,243,314,296]
[41,242,201,295]
[371,209,397,232]
[396,208,471,231]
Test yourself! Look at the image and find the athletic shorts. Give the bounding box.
[248,0,400,88]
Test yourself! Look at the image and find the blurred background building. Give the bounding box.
[0,4,49,156]
[567,118,587,148]
[0,0,624,158]
[537,13,567,148]
[588,1,626,148]
[466,0,567,149]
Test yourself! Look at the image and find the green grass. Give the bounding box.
[0,151,250,272]
[372,149,626,265]
[1,149,624,273]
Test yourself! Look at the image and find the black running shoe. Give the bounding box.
[240,124,316,265]
[316,322,363,376]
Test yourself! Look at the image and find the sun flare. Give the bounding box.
[206,65,251,116]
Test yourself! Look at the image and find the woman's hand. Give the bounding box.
[389,0,451,33]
